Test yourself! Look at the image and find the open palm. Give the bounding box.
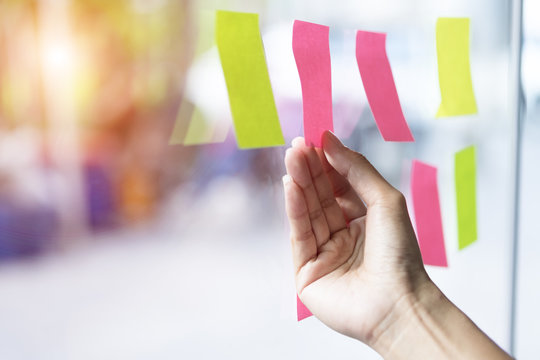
[283,132,428,343]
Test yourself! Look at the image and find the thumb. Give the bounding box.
[322,131,396,207]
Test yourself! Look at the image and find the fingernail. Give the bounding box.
[282,174,292,185]
[285,148,292,158]
[291,137,305,148]
[322,131,341,151]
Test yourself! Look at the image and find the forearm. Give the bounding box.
[369,281,513,360]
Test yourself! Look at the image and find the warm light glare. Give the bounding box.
[43,41,75,73]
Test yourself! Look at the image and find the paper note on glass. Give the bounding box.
[356,31,414,142]
[292,20,333,147]
[183,107,229,145]
[169,99,195,145]
[297,295,312,321]
[455,146,477,249]
[436,17,477,117]
[411,160,448,267]
[215,10,285,149]
[169,98,229,146]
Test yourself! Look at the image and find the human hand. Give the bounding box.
[283,131,430,344]
[283,131,513,359]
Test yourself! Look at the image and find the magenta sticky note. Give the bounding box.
[410,160,448,267]
[356,31,414,142]
[297,294,312,321]
[292,20,334,147]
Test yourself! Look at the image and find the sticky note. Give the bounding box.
[297,295,312,321]
[169,98,229,146]
[184,107,229,145]
[169,98,194,145]
[292,20,333,147]
[411,160,448,267]
[436,18,477,117]
[355,31,414,142]
[455,146,477,249]
[215,10,285,149]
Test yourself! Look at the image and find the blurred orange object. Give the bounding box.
[119,165,157,223]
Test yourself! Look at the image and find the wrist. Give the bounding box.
[368,276,512,360]
[368,277,451,359]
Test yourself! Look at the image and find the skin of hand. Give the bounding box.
[282,131,513,360]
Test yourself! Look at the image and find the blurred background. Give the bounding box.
[0,0,537,359]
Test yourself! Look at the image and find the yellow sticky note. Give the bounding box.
[455,145,477,249]
[169,97,229,146]
[436,18,477,117]
[169,98,195,145]
[183,108,229,145]
[183,108,214,145]
[216,10,285,149]
[194,10,217,57]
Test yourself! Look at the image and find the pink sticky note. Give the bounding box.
[410,160,448,267]
[292,20,333,147]
[297,294,312,321]
[356,31,414,142]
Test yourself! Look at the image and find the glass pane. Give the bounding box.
[516,0,540,357]
[0,0,517,358]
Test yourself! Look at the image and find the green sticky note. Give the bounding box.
[215,10,285,149]
[455,145,477,249]
[436,18,478,117]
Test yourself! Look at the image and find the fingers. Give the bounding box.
[285,148,330,246]
[291,137,366,221]
[291,138,347,233]
[322,131,396,207]
[283,175,318,272]
[314,144,367,221]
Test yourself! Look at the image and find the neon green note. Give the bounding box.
[455,145,477,249]
[215,10,285,149]
[436,18,478,117]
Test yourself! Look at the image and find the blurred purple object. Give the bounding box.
[84,163,117,230]
[0,200,58,260]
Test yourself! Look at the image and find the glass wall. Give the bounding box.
[0,0,526,359]
[516,0,540,357]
